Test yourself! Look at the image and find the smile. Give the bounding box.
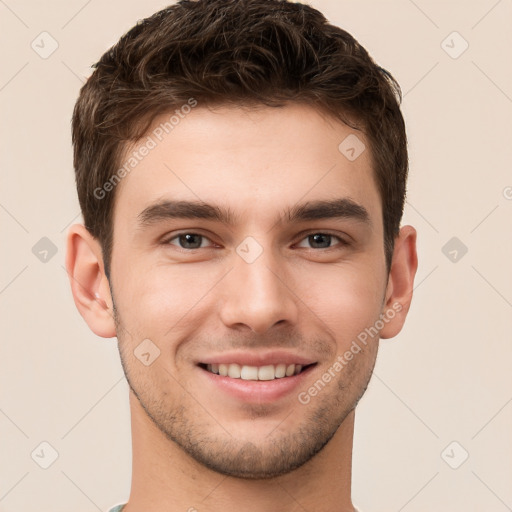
[199,362,315,381]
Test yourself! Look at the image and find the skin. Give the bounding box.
[67,103,417,512]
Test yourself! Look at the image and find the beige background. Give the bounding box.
[1,0,511,511]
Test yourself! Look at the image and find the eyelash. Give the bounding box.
[162,231,350,251]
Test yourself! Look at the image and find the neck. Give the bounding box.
[124,390,356,512]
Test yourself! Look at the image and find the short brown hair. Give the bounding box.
[72,0,408,278]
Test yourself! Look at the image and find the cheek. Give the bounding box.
[114,261,220,335]
[294,261,385,346]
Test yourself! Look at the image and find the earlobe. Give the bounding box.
[380,225,418,340]
[65,224,116,338]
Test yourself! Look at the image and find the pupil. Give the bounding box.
[181,234,201,248]
[310,234,330,248]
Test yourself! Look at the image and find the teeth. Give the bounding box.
[241,365,258,380]
[275,364,286,378]
[258,365,275,381]
[228,363,241,378]
[205,363,306,380]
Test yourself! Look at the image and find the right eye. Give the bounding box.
[165,232,215,250]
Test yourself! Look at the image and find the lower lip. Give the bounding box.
[199,365,316,403]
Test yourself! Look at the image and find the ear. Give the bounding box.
[65,224,116,338]
[380,225,418,339]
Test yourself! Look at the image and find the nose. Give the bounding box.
[219,244,299,334]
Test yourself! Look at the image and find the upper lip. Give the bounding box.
[197,350,317,367]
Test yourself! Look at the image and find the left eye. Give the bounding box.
[296,233,345,249]
[167,233,213,249]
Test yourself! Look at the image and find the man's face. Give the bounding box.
[110,104,390,478]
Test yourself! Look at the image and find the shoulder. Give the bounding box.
[107,505,126,512]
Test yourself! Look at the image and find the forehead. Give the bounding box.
[113,103,382,228]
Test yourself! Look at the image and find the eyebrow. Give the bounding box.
[137,198,371,228]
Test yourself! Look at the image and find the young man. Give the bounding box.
[66,1,418,510]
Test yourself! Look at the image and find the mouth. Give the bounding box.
[198,362,317,381]
[196,354,319,403]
